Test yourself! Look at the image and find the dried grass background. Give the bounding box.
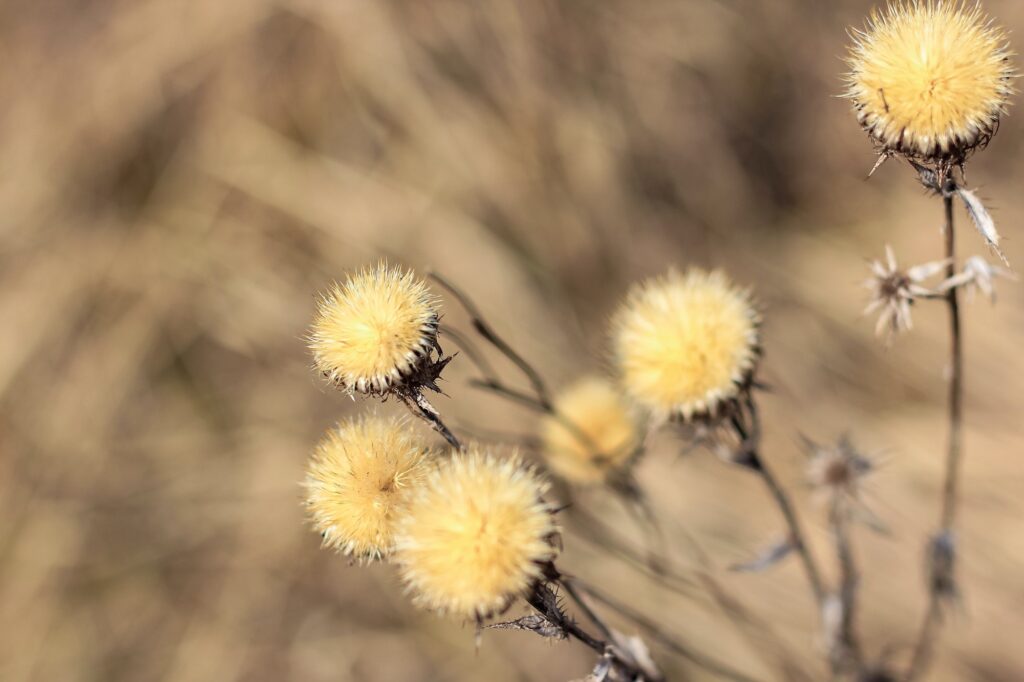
[2,1,1023,680]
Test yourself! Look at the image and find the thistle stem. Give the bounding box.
[828,499,862,673]
[399,391,463,451]
[757,458,827,607]
[905,186,963,681]
[526,582,657,681]
[939,188,964,533]
[735,396,826,608]
[565,576,761,682]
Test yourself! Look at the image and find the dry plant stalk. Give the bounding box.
[297,3,1015,681]
[845,2,1016,679]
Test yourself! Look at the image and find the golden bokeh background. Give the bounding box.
[2,1,1023,680]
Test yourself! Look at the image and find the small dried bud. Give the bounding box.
[805,434,874,503]
[940,255,1016,303]
[864,246,948,340]
[956,187,1008,265]
[485,614,566,640]
[926,531,958,600]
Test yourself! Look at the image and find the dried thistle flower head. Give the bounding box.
[612,269,759,421]
[305,415,433,561]
[845,1,1014,164]
[864,246,948,339]
[394,449,558,620]
[540,376,643,485]
[805,434,874,502]
[940,254,1016,302]
[309,263,442,395]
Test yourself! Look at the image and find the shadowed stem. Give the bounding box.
[430,272,553,409]
[939,186,965,533]
[563,576,761,682]
[828,498,862,673]
[526,581,660,681]
[906,186,964,681]
[734,395,826,608]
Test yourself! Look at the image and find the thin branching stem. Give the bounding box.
[566,577,762,682]
[906,186,964,681]
[440,320,607,455]
[735,395,826,608]
[559,576,616,643]
[430,272,553,409]
[398,391,463,451]
[829,498,863,673]
[525,582,658,681]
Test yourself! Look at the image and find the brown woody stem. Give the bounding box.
[906,184,964,681]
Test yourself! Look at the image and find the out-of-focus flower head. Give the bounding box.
[612,269,760,422]
[540,376,643,485]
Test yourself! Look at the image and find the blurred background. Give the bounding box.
[2,0,1023,680]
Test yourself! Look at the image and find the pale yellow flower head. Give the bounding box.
[540,376,643,485]
[394,449,558,620]
[305,415,433,561]
[612,269,759,421]
[845,1,1014,162]
[309,263,440,395]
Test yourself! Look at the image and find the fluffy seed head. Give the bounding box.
[394,449,558,620]
[305,415,433,561]
[540,376,642,485]
[845,1,1015,163]
[612,269,760,421]
[309,263,440,395]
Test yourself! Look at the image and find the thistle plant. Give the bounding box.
[296,6,1016,679]
[843,1,1016,678]
[309,263,459,448]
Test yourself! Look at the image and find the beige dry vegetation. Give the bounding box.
[2,1,1023,680]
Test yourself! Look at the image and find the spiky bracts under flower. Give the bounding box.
[394,449,558,620]
[845,1,1015,164]
[304,415,434,561]
[612,268,760,421]
[309,263,441,395]
[540,376,643,485]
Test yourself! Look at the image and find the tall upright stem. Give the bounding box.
[906,188,963,681]
[939,189,964,531]
[828,499,862,673]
